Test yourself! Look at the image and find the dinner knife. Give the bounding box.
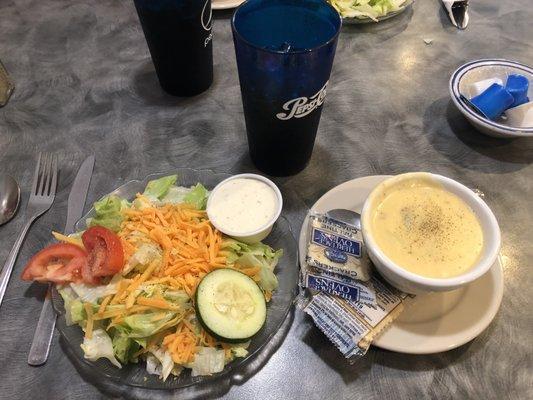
[27,155,95,366]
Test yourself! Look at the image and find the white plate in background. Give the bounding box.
[212,0,244,11]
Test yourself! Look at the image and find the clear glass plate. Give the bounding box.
[341,0,413,25]
[51,168,300,389]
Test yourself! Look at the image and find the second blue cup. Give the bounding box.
[506,74,529,108]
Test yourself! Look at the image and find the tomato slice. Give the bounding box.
[82,226,124,278]
[21,243,87,284]
[21,226,124,285]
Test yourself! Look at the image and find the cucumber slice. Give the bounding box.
[195,269,267,343]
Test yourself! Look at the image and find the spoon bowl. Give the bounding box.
[326,208,361,230]
[0,174,20,225]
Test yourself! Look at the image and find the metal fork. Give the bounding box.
[0,153,58,308]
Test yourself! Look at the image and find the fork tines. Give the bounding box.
[32,152,58,198]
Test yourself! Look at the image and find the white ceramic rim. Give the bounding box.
[212,0,244,10]
[206,173,283,237]
[360,172,501,290]
[375,259,503,353]
[449,58,533,135]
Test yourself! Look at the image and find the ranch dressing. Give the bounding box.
[208,178,278,234]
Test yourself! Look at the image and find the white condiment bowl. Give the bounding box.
[207,173,283,244]
[360,172,501,294]
[449,59,533,138]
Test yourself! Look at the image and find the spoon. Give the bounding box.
[326,208,362,230]
[0,174,20,225]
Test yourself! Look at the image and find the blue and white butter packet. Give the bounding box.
[305,213,371,282]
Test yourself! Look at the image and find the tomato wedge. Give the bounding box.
[21,243,87,284]
[21,226,124,285]
[82,226,124,278]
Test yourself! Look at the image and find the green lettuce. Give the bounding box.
[159,186,192,204]
[112,331,141,364]
[183,183,209,210]
[87,195,128,232]
[135,284,191,310]
[222,239,282,292]
[162,289,190,306]
[68,299,84,325]
[231,347,249,358]
[59,287,85,326]
[159,183,209,210]
[138,175,210,210]
[146,347,175,381]
[187,347,225,377]
[144,175,177,199]
[70,275,122,304]
[123,243,162,275]
[116,311,180,338]
[329,0,406,20]
[81,329,122,368]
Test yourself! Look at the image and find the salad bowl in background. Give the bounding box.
[50,168,299,389]
[331,0,413,24]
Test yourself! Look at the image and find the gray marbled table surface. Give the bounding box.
[0,0,532,399]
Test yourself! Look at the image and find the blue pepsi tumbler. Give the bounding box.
[134,0,213,96]
[232,0,342,176]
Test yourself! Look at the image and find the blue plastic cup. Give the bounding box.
[506,74,529,108]
[470,83,514,120]
[232,0,341,176]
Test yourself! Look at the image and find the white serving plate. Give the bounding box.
[212,0,244,11]
[298,175,504,354]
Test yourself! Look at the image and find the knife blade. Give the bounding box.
[27,155,95,366]
[64,155,95,235]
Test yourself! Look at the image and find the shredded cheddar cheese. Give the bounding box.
[118,202,230,297]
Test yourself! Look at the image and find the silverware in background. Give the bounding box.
[0,153,58,308]
[0,59,14,107]
[0,174,20,225]
[28,155,95,366]
[442,0,470,30]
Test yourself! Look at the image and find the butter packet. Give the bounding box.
[298,276,409,359]
[306,213,371,281]
[302,264,376,304]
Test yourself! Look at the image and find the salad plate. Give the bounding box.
[298,175,504,354]
[50,168,299,389]
[332,0,413,24]
[212,0,244,10]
